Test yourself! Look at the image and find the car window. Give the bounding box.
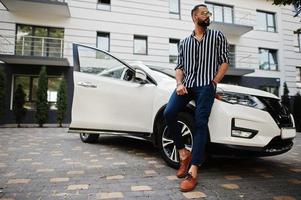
[77,46,130,80]
[97,66,125,79]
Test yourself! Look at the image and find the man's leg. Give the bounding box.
[164,90,191,151]
[180,84,215,192]
[164,90,192,177]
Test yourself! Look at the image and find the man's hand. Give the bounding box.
[176,84,188,95]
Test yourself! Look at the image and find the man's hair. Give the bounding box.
[191,4,207,17]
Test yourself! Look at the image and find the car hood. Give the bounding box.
[154,74,279,100]
[132,63,279,100]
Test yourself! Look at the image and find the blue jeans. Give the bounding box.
[164,83,215,165]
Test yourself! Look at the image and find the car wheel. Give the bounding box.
[158,112,194,169]
[80,133,99,143]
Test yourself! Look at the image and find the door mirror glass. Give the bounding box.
[135,69,147,83]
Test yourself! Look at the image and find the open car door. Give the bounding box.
[69,44,156,135]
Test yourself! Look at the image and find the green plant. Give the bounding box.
[13,84,27,127]
[271,0,300,16]
[56,77,67,127]
[293,92,301,132]
[35,66,49,127]
[281,82,291,112]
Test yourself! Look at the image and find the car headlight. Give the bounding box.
[216,91,266,110]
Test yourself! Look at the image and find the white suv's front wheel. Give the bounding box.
[158,112,194,169]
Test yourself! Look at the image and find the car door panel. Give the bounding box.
[70,44,155,133]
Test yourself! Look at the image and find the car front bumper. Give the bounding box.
[208,135,294,156]
[208,99,296,153]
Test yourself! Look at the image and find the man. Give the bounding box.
[164,4,229,192]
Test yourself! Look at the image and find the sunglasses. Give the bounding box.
[200,11,213,17]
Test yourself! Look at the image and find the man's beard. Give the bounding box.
[197,20,210,28]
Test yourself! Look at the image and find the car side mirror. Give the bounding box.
[134,69,147,84]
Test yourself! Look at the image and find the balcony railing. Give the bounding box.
[16,35,64,58]
[210,9,254,36]
[0,34,64,58]
[233,9,254,27]
[229,52,235,68]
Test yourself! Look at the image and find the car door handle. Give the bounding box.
[77,82,97,88]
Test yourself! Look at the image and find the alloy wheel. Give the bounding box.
[161,121,193,164]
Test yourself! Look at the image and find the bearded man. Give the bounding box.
[164,4,229,192]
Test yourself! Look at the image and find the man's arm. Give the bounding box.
[175,69,184,85]
[213,62,229,84]
[214,31,230,84]
[175,68,188,95]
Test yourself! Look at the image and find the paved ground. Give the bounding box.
[0,128,300,200]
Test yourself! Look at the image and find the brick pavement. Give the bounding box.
[0,128,300,200]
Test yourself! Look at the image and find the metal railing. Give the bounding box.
[211,9,254,27]
[234,9,254,26]
[228,52,255,69]
[0,34,14,55]
[229,52,235,68]
[16,35,64,57]
[0,34,64,58]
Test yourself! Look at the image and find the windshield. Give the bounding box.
[151,70,174,79]
[148,66,175,78]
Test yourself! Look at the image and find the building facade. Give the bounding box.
[0,0,300,124]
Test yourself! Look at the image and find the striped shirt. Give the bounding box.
[176,29,229,88]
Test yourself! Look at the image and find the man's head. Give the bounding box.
[191,4,212,28]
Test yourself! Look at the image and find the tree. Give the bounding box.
[271,0,301,17]
[0,68,5,121]
[293,92,301,131]
[56,77,67,127]
[281,82,291,112]
[13,84,27,127]
[35,66,49,127]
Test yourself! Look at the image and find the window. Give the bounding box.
[297,67,301,88]
[259,85,279,96]
[134,35,147,55]
[97,32,110,52]
[169,39,180,64]
[13,75,62,110]
[256,11,276,32]
[259,48,278,70]
[229,45,235,68]
[16,24,64,57]
[97,0,111,11]
[169,0,180,14]
[206,2,233,23]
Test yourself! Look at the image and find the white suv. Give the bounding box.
[69,44,296,168]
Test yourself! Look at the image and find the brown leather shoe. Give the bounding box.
[180,173,198,192]
[176,152,192,178]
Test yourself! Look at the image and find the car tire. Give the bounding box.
[158,112,194,169]
[80,133,99,143]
